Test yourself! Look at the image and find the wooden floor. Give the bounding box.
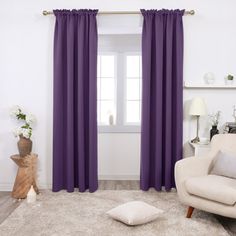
[98,180,140,190]
[0,180,235,236]
[0,192,21,225]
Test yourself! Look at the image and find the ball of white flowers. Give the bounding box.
[10,105,22,117]
[21,128,30,139]
[13,127,23,137]
[26,114,36,124]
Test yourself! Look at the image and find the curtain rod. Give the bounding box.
[42,10,195,16]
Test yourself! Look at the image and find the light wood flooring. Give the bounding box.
[0,192,21,225]
[0,180,235,235]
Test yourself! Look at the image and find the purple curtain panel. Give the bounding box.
[53,9,98,192]
[140,9,184,191]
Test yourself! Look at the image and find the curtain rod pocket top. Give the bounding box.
[140,9,185,16]
[53,9,98,16]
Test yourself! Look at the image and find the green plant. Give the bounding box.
[227,74,234,80]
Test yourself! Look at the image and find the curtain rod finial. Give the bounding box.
[189,10,195,15]
[43,10,50,16]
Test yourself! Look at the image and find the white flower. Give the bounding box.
[13,127,23,137]
[26,114,36,124]
[21,128,30,139]
[10,105,21,117]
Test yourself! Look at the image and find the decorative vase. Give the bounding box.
[204,72,215,85]
[109,114,114,125]
[210,125,219,140]
[17,135,32,157]
[27,185,37,203]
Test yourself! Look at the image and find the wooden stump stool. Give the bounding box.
[11,154,39,199]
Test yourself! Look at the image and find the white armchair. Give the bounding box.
[175,134,236,218]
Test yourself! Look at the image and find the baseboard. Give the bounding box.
[98,175,139,180]
[39,183,52,189]
[0,176,139,191]
[0,183,52,191]
[0,183,13,191]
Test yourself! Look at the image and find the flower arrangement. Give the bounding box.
[10,106,36,139]
[209,111,221,126]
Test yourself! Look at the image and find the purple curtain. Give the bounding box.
[53,9,98,192]
[140,9,184,191]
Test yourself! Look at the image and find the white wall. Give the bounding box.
[1,0,236,190]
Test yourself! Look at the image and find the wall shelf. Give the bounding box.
[184,82,236,89]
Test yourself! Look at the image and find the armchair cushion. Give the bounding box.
[210,150,236,179]
[185,174,236,206]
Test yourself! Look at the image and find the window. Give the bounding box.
[125,55,142,124]
[97,55,116,125]
[97,53,142,133]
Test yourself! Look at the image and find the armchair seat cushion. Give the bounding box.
[185,174,236,206]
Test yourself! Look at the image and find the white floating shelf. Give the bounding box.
[184,82,236,89]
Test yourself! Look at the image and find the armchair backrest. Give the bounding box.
[210,134,236,155]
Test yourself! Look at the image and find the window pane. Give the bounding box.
[126,101,140,123]
[97,101,101,123]
[101,56,115,77]
[97,78,101,100]
[100,101,116,124]
[97,56,101,76]
[139,56,142,76]
[101,78,115,100]
[126,79,140,100]
[127,56,140,77]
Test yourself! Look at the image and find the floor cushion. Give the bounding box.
[106,201,163,225]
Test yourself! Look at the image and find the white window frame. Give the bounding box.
[97,52,117,127]
[123,52,142,126]
[98,52,141,133]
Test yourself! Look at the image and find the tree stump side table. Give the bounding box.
[11,154,39,199]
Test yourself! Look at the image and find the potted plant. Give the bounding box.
[209,111,220,140]
[10,106,36,157]
[225,74,234,85]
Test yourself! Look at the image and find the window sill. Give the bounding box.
[98,125,141,133]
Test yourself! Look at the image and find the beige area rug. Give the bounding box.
[0,190,229,236]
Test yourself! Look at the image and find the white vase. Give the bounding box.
[225,79,234,85]
[27,185,36,203]
[109,114,114,125]
[203,72,215,85]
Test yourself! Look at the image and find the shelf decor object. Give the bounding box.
[203,72,215,85]
[225,74,234,85]
[11,154,39,199]
[189,97,207,143]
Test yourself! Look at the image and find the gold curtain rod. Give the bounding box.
[42,10,195,16]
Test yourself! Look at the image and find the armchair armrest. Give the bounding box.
[175,156,212,182]
[175,156,213,200]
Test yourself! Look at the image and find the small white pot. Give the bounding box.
[225,79,234,85]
